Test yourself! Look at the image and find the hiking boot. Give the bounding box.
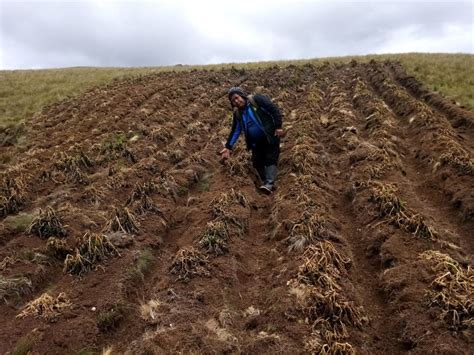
[259,184,273,194]
[258,165,278,194]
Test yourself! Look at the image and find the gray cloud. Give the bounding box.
[0,0,472,69]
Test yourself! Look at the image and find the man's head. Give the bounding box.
[228,87,247,109]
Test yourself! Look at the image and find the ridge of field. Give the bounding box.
[0,53,473,128]
[1,59,473,354]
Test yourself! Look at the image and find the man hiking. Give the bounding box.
[220,87,284,194]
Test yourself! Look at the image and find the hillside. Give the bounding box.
[1,53,473,130]
[0,59,473,354]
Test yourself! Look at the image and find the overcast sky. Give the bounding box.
[0,0,472,69]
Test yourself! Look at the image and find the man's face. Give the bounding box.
[230,94,246,109]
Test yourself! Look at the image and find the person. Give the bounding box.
[220,87,284,193]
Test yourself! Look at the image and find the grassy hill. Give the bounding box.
[1,53,473,128]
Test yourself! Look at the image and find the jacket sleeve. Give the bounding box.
[254,94,283,129]
[225,113,242,149]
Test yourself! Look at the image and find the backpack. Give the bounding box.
[247,94,258,109]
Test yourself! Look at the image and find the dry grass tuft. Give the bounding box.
[225,148,251,176]
[370,183,437,239]
[83,185,105,206]
[167,149,184,164]
[170,247,210,281]
[139,298,162,323]
[126,181,164,218]
[297,242,351,286]
[155,173,179,197]
[127,180,163,218]
[286,213,337,252]
[27,207,67,239]
[290,239,366,353]
[303,288,367,329]
[370,183,405,218]
[186,120,205,134]
[132,195,165,218]
[64,232,120,275]
[53,151,93,184]
[439,151,474,176]
[211,189,249,217]
[0,175,26,217]
[209,189,249,233]
[306,332,355,355]
[17,292,71,321]
[150,126,173,143]
[285,144,319,175]
[0,276,32,303]
[127,180,157,204]
[46,237,72,259]
[420,250,473,331]
[103,207,140,234]
[199,220,229,255]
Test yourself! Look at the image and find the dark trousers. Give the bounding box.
[251,140,280,180]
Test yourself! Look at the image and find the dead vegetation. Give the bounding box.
[167,149,184,164]
[127,180,157,204]
[209,189,250,233]
[439,150,474,176]
[46,237,72,259]
[289,240,366,353]
[26,207,67,239]
[285,213,339,252]
[285,143,319,175]
[370,183,437,239]
[154,173,179,197]
[297,242,351,285]
[199,220,229,255]
[101,132,137,163]
[17,292,71,321]
[63,232,120,275]
[170,247,210,281]
[83,185,105,206]
[224,148,250,176]
[103,207,140,234]
[53,150,93,184]
[0,174,27,217]
[139,298,162,324]
[126,180,165,218]
[210,189,249,217]
[420,251,473,331]
[150,126,173,143]
[0,276,32,303]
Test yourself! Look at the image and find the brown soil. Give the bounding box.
[1,61,473,354]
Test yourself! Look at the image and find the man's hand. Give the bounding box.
[220,148,232,160]
[275,128,285,137]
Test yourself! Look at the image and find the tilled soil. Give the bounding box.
[0,61,473,354]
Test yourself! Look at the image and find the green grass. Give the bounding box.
[0,53,472,128]
[125,248,154,283]
[12,333,35,355]
[3,211,37,234]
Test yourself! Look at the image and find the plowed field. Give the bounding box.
[1,60,473,354]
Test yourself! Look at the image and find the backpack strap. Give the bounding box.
[247,94,258,109]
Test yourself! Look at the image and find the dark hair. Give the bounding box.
[228,87,247,102]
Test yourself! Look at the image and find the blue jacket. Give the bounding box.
[225,94,282,150]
